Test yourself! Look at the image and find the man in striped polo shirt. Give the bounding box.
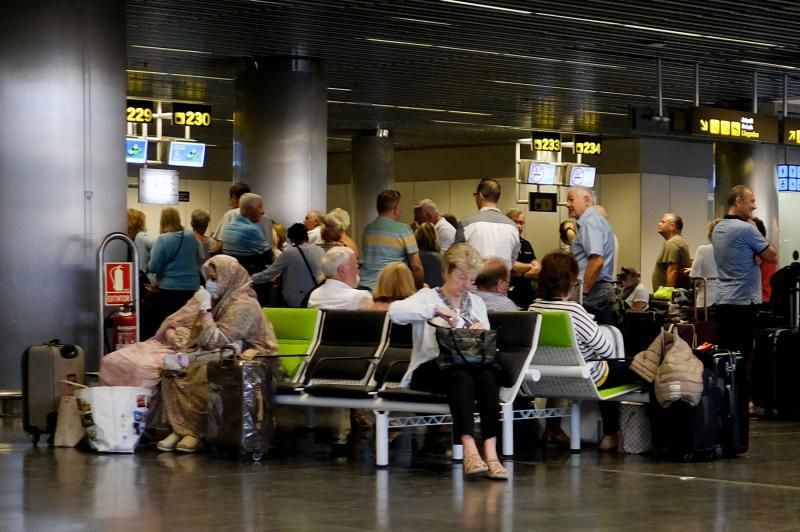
[360,190,425,290]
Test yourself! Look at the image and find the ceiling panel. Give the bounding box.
[126,0,800,151]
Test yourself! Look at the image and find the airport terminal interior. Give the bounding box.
[3,0,800,530]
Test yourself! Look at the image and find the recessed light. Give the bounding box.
[490,79,693,103]
[131,45,212,55]
[535,12,778,48]
[740,60,799,70]
[441,0,532,15]
[126,69,234,81]
[392,16,452,26]
[330,100,490,116]
[327,87,353,92]
[367,38,625,69]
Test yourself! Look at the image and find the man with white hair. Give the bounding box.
[305,210,324,245]
[222,193,273,269]
[567,186,617,324]
[417,199,456,251]
[307,247,372,310]
[211,182,273,253]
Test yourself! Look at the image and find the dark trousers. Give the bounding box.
[583,282,617,326]
[715,304,758,401]
[411,361,500,440]
[597,359,635,436]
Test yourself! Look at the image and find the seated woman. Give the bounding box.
[529,251,630,451]
[618,267,649,312]
[388,244,508,479]
[370,262,417,310]
[101,255,277,451]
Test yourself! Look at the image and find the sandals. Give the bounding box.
[463,453,489,476]
[486,459,508,481]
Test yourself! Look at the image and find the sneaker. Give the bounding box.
[156,432,181,452]
[599,434,619,452]
[176,435,201,453]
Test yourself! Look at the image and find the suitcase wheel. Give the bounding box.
[249,452,264,462]
[29,432,40,446]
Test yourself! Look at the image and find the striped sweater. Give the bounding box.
[528,298,614,384]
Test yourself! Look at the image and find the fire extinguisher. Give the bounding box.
[111,303,137,350]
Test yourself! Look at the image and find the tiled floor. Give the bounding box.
[1,414,800,531]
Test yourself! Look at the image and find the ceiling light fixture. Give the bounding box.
[366,38,624,69]
[441,0,532,15]
[126,69,234,81]
[739,59,799,70]
[535,12,778,48]
[327,87,353,92]
[392,16,452,26]
[330,100,490,116]
[431,119,529,130]
[131,45,212,55]
[490,79,693,103]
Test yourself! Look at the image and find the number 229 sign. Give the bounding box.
[104,262,133,305]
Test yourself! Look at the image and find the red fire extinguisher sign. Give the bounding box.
[104,262,133,305]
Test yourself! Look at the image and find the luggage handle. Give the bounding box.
[217,344,239,366]
[255,384,264,430]
[46,339,80,360]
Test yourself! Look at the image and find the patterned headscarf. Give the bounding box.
[155,255,276,353]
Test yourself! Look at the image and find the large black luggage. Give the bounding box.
[707,351,748,457]
[651,367,722,462]
[21,340,85,445]
[206,355,275,461]
[622,310,665,356]
[752,328,800,417]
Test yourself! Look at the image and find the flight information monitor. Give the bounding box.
[527,162,558,185]
[168,141,206,168]
[568,165,597,188]
[139,168,179,205]
[776,164,800,192]
[126,138,148,164]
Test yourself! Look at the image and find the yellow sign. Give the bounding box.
[693,107,778,143]
[126,100,153,123]
[575,141,601,155]
[172,103,212,127]
[531,131,562,152]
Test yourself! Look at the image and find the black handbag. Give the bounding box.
[428,320,498,370]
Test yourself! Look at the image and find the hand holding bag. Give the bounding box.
[429,320,498,370]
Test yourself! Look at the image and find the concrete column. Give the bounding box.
[714,142,779,247]
[233,57,327,227]
[352,129,394,246]
[0,0,127,381]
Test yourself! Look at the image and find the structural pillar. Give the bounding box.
[352,129,394,245]
[233,57,327,227]
[714,142,779,248]
[0,0,127,382]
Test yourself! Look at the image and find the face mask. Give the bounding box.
[205,280,220,296]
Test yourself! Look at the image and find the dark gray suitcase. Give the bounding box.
[21,340,85,444]
[206,356,275,461]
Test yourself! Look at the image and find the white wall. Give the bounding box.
[778,192,800,267]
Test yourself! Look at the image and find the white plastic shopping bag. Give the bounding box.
[75,386,151,453]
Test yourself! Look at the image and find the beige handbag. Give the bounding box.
[54,381,87,447]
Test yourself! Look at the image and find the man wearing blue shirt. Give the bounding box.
[222,193,273,273]
[712,185,777,384]
[567,186,618,324]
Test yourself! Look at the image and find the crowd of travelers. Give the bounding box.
[112,179,778,477]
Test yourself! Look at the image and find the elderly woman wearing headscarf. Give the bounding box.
[100,256,277,451]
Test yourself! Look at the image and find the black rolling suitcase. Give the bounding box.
[21,340,85,444]
[622,310,665,356]
[206,354,275,461]
[708,351,748,457]
[651,368,723,462]
[753,262,800,417]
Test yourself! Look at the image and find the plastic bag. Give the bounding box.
[75,386,151,453]
[53,395,85,447]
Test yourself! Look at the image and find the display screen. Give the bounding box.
[776,164,800,192]
[139,168,179,205]
[569,165,597,187]
[125,138,148,164]
[168,141,206,167]
[527,162,558,185]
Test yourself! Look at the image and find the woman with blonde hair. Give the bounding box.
[371,262,417,310]
[327,208,360,260]
[143,208,202,338]
[388,244,507,479]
